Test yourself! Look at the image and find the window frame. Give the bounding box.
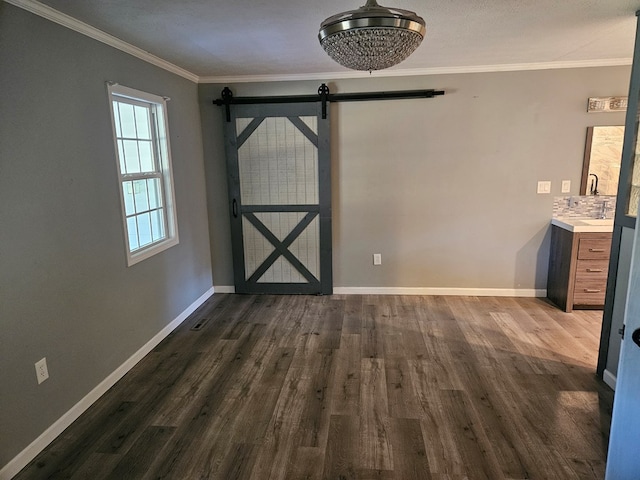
[107,83,179,266]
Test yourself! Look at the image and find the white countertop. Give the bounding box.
[551,217,614,233]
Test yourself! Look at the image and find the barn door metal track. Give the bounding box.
[214,84,445,121]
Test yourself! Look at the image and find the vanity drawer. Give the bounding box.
[577,237,612,260]
[575,259,609,281]
[573,278,607,305]
[573,258,609,306]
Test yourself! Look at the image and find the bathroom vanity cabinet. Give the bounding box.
[547,222,613,312]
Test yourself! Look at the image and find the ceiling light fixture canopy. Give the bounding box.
[318,0,426,72]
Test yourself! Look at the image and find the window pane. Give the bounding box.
[116,140,126,173]
[122,181,135,216]
[155,108,166,138]
[138,140,154,172]
[137,213,152,247]
[133,179,149,213]
[156,108,168,163]
[112,101,122,137]
[123,140,140,174]
[134,105,151,140]
[150,208,165,242]
[147,178,162,209]
[118,102,136,138]
[127,216,139,251]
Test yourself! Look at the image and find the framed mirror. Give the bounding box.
[580,125,624,196]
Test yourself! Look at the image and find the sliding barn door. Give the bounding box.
[223,102,332,294]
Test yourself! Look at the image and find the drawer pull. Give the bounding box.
[588,248,606,252]
[586,268,604,273]
[584,289,602,293]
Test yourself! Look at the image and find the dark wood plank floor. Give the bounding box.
[14,294,614,480]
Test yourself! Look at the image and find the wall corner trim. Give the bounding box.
[4,0,199,83]
[0,286,214,480]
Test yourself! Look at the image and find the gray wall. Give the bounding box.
[199,67,629,290]
[0,4,212,468]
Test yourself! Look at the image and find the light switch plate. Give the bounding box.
[561,180,571,193]
[537,181,551,194]
[373,253,382,265]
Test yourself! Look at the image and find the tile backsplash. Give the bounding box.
[553,195,617,219]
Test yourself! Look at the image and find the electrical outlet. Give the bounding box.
[537,181,551,194]
[373,253,382,265]
[35,357,49,384]
[561,180,571,193]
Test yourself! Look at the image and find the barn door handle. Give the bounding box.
[632,328,640,348]
[232,199,238,218]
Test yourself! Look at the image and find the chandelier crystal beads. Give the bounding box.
[318,0,426,71]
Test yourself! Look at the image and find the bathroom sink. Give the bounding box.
[551,217,614,232]
[581,219,614,226]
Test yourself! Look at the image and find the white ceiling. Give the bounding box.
[23,0,640,81]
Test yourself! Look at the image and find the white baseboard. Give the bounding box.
[213,285,236,294]
[603,369,617,390]
[212,286,545,297]
[0,286,214,480]
[333,287,546,297]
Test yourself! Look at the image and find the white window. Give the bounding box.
[107,84,179,266]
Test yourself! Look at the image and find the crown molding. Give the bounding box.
[5,0,199,83]
[198,58,632,84]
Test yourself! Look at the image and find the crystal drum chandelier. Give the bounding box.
[318,0,426,71]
